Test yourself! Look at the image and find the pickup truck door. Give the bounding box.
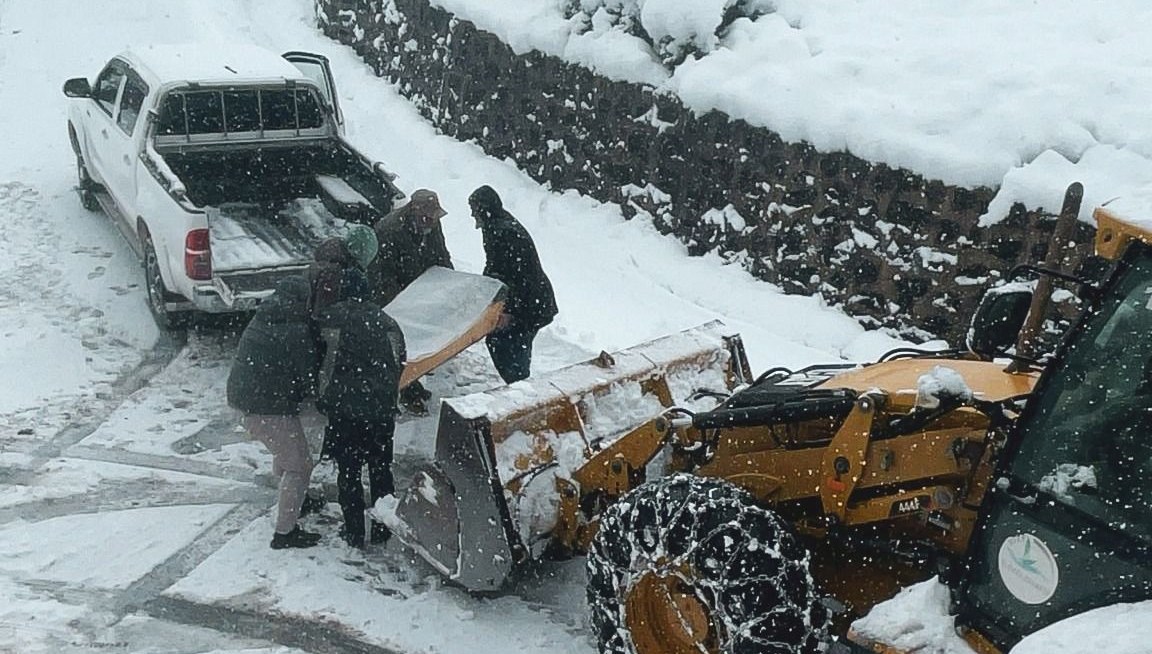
[101,68,150,230]
[282,51,344,135]
[83,61,127,190]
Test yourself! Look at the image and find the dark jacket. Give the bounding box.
[471,185,558,331]
[366,203,453,306]
[227,276,318,415]
[313,296,406,423]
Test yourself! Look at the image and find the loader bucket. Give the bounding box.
[391,321,747,592]
[391,405,514,592]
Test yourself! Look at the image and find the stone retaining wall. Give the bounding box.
[316,0,1097,344]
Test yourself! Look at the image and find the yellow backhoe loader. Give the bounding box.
[387,183,1152,653]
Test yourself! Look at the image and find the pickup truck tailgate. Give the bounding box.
[208,198,347,306]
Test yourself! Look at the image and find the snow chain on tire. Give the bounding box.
[587,473,829,654]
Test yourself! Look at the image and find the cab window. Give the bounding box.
[1015,245,1152,543]
[155,88,324,136]
[116,72,149,135]
[92,63,126,116]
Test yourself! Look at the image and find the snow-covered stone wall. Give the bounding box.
[316,0,1097,343]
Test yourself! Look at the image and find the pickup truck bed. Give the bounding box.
[209,198,340,271]
[161,143,388,214]
[157,142,391,306]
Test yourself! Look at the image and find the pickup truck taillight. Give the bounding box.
[184,229,212,281]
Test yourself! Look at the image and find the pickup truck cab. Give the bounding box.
[64,43,403,328]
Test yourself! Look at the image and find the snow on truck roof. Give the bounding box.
[120,43,311,85]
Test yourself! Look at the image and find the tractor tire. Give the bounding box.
[586,474,828,654]
[143,237,191,331]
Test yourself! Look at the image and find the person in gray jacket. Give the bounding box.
[227,275,322,550]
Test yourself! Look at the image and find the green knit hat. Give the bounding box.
[344,223,379,270]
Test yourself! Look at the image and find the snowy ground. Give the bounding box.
[0,1,884,652]
[0,1,1147,653]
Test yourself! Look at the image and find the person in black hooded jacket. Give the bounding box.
[469,185,558,384]
[227,275,322,550]
[309,236,406,548]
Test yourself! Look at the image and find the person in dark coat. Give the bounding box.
[366,188,453,306]
[310,236,406,548]
[469,185,558,384]
[365,188,452,413]
[227,275,322,550]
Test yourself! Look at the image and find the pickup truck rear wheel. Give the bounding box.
[76,155,100,212]
[143,238,191,331]
[587,474,828,654]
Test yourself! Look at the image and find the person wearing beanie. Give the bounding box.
[365,189,452,413]
[310,236,406,548]
[468,185,557,384]
[343,223,379,272]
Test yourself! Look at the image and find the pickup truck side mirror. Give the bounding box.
[967,285,1032,359]
[63,77,92,98]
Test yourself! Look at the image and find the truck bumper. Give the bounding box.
[184,284,264,314]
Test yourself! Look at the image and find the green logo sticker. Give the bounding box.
[997,533,1059,605]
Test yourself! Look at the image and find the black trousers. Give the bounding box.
[485,325,538,384]
[324,415,395,546]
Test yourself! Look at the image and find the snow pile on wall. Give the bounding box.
[564,0,773,66]
[429,0,1152,218]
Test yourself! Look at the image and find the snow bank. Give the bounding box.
[427,0,1152,224]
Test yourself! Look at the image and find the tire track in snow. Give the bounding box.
[0,482,270,524]
[146,595,404,654]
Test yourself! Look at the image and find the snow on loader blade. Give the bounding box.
[387,321,750,592]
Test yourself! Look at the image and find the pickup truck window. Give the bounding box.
[155,88,324,137]
[117,72,149,135]
[92,63,126,116]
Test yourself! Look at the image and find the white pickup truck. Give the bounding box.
[63,44,404,328]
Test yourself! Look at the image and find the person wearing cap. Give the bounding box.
[366,188,453,307]
[365,189,453,413]
[309,230,407,549]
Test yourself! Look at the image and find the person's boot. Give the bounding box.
[340,526,366,549]
[370,521,391,545]
[299,491,327,517]
[270,525,322,550]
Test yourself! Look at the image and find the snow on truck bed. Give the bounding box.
[208,198,348,272]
